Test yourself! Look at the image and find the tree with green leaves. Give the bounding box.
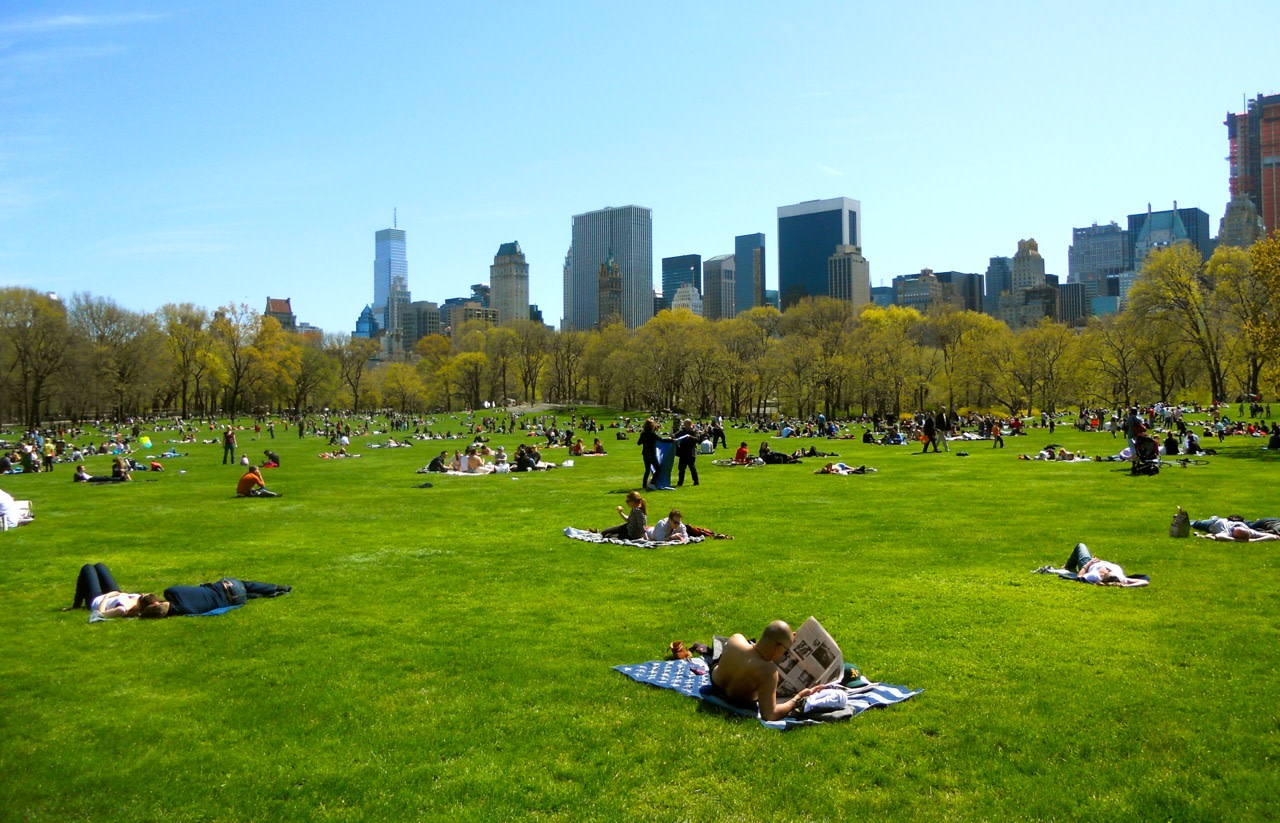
[0,287,73,428]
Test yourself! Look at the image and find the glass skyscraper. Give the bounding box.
[565,205,653,330]
[373,227,408,333]
[661,254,701,311]
[734,233,766,316]
[777,198,860,308]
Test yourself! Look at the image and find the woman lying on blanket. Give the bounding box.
[1035,543,1144,586]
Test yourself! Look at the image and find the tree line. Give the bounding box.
[2,235,1277,428]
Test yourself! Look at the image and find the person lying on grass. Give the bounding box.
[149,576,292,617]
[1196,524,1279,542]
[1182,508,1280,538]
[648,509,735,541]
[1034,543,1136,585]
[813,462,872,475]
[66,562,147,619]
[709,620,820,721]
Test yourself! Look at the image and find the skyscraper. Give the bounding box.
[702,255,735,321]
[661,254,702,311]
[1125,204,1212,270]
[373,227,408,333]
[597,255,623,327]
[1219,194,1266,249]
[1068,222,1127,297]
[984,257,1012,312]
[828,245,871,308]
[490,242,530,326]
[777,198,860,308]
[734,233,766,315]
[1011,239,1047,291]
[565,205,653,330]
[1226,93,1280,237]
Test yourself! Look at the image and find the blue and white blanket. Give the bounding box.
[613,658,921,730]
[563,527,703,549]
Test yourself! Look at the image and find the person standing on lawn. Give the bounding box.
[675,419,702,486]
[222,426,237,465]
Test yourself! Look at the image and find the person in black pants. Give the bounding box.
[638,418,663,490]
[675,418,702,487]
[921,415,938,453]
[222,427,237,465]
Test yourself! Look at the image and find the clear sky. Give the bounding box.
[2,2,1276,335]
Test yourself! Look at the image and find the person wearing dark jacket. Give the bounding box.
[674,419,703,487]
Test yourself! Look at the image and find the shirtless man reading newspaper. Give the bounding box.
[710,620,819,721]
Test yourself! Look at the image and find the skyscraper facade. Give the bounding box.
[661,254,701,311]
[734,233,766,315]
[1219,194,1266,249]
[565,205,653,330]
[984,257,1012,312]
[702,255,736,320]
[373,227,408,333]
[490,242,530,325]
[1125,204,1212,270]
[597,255,623,327]
[1011,239,1047,291]
[1068,222,1127,297]
[1226,93,1280,237]
[828,245,871,308]
[777,197,861,308]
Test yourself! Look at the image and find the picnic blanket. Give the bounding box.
[1032,567,1150,587]
[563,526,703,549]
[89,604,241,624]
[613,657,921,730]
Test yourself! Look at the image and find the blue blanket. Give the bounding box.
[613,658,921,730]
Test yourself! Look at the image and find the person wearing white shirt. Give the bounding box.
[650,509,688,543]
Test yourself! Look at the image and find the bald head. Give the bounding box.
[760,620,793,652]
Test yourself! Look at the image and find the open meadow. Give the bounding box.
[2,412,1279,821]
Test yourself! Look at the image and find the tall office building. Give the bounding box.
[490,242,530,325]
[373,227,408,333]
[892,269,983,314]
[934,271,984,313]
[734,233,766,314]
[1011,239,1047,291]
[1058,282,1087,327]
[984,257,1012,312]
[661,255,701,311]
[670,284,703,316]
[1068,222,1127,297]
[828,245,871,308]
[565,205,653,330]
[1125,204,1212,269]
[777,197,861,308]
[1226,93,1280,237]
[1219,194,1266,249]
[597,255,623,327]
[702,255,736,320]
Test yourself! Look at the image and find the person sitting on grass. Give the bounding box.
[709,620,818,721]
[592,438,607,455]
[262,449,281,468]
[111,456,133,481]
[236,465,280,498]
[594,490,648,540]
[734,442,750,464]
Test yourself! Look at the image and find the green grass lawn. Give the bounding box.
[2,413,1279,821]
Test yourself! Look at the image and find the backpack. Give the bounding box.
[1169,509,1191,537]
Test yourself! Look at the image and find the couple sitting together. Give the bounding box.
[591,492,731,542]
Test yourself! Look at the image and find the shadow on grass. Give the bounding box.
[1202,448,1280,462]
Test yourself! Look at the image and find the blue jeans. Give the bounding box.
[1065,543,1093,573]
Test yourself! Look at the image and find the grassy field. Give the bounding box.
[2,412,1279,821]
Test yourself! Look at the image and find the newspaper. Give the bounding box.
[775,616,843,697]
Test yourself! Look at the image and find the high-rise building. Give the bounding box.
[265,297,297,333]
[870,286,895,307]
[777,197,860,308]
[934,272,984,313]
[1058,282,1087,327]
[373,227,408,333]
[828,245,871,308]
[353,305,379,338]
[1068,222,1127,297]
[984,257,1012,312]
[1218,194,1266,249]
[1226,93,1280,237]
[597,255,623,328]
[661,255,702,311]
[447,302,499,340]
[734,233,766,314]
[1125,204,1212,269]
[702,255,736,320]
[1011,239,1047,291]
[565,205,653,330]
[893,270,948,313]
[490,242,530,325]
[670,284,703,316]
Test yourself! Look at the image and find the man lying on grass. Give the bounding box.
[709,620,819,721]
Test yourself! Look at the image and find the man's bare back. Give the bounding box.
[710,622,815,721]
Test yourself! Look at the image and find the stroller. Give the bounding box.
[1131,434,1161,476]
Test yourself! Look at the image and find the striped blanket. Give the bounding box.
[563,527,703,548]
[613,657,921,730]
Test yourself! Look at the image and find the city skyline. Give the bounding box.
[0,4,1276,334]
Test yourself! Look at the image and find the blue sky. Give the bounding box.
[2,2,1275,334]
